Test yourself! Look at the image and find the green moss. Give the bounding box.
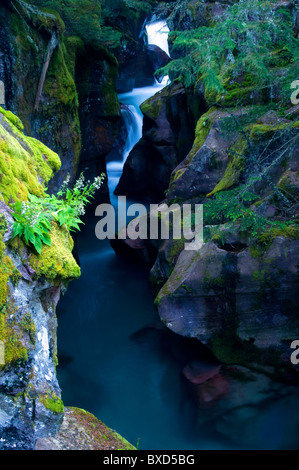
[0,108,24,131]
[29,222,81,281]
[111,431,137,451]
[44,44,78,111]
[67,407,136,450]
[64,36,84,77]
[257,225,299,246]
[203,274,225,292]
[140,96,163,120]
[0,229,26,369]
[249,121,299,141]
[25,136,61,179]
[277,171,299,200]
[0,108,61,204]
[207,149,245,197]
[172,168,186,183]
[40,394,64,414]
[221,85,259,107]
[0,302,28,369]
[31,7,65,35]
[249,244,265,259]
[0,254,21,306]
[188,109,215,160]
[101,66,120,117]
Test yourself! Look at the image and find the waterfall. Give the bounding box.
[106,20,170,206]
[146,20,170,56]
[146,20,170,87]
[122,105,143,162]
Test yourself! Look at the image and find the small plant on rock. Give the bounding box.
[11,173,105,254]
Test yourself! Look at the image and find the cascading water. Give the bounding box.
[146,20,170,57]
[107,31,171,194]
[106,105,143,206]
[106,20,171,214]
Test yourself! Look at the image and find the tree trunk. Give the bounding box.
[34,31,59,112]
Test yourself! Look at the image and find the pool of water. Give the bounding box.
[56,213,240,450]
[56,211,299,451]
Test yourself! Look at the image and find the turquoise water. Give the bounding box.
[56,214,239,450]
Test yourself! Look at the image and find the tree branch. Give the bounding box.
[34,31,59,112]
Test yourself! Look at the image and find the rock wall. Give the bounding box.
[0,108,80,449]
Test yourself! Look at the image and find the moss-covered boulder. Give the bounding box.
[166,107,248,201]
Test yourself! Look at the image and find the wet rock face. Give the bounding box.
[115,82,200,202]
[155,237,299,377]
[116,41,155,93]
[76,47,121,200]
[112,101,299,379]
[0,205,64,450]
[146,44,171,78]
[0,109,80,450]
[166,108,245,201]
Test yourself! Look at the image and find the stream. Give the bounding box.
[56,21,299,451]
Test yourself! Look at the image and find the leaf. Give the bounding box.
[34,237,43,255]
[24,226,32,244]
[12,223,24,238]
[41,232,52,246]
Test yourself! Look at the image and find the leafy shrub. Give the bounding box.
[11,173,104,254]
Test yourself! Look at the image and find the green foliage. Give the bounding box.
[11,173,105,254]
[12,196,53,255]
[159,0,299,102]
[29,0,109,46]
[28,0,151,49]
[204,185,298,241]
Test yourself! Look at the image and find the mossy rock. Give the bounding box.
[35,407,136,450]
[0,107,61,204]
[39,393,64,414]
[249,120,299,141]
[188,109,214,160]
[29,222,81,281]
[207,140,246,197]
